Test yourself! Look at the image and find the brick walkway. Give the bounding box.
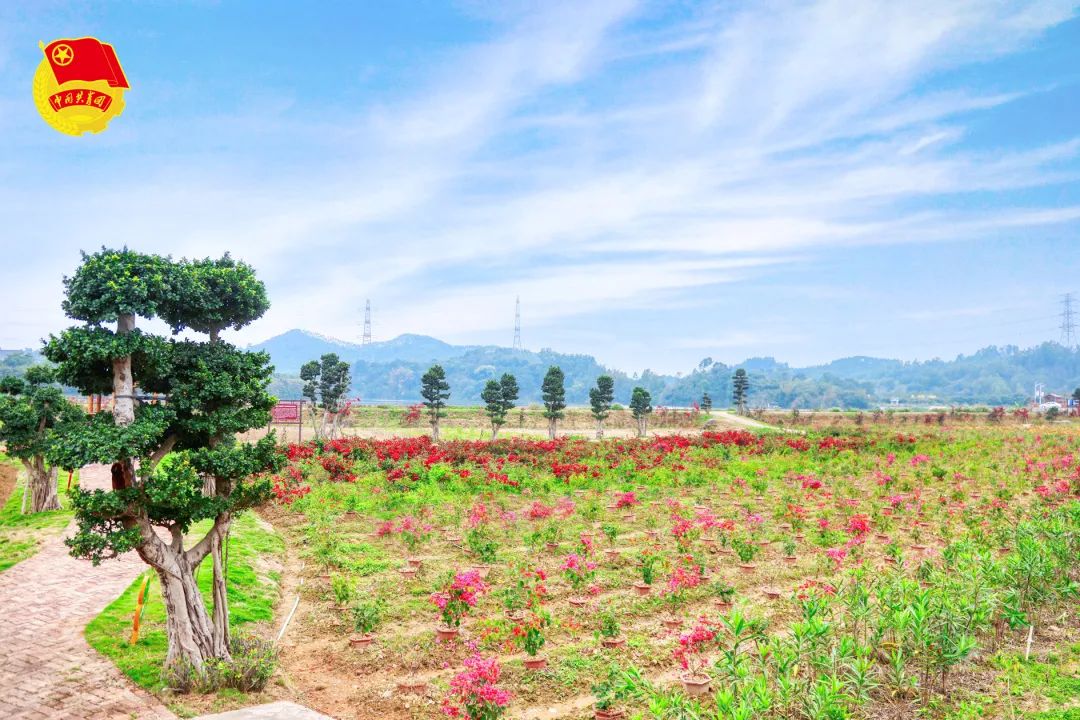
[0,464,175,720]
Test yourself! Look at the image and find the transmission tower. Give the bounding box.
[1061,293,1077,347]
[362,299,372,346]
[513,296,522,351]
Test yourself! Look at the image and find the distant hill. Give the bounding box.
[250,330,1080,408]
[248,329,474,373]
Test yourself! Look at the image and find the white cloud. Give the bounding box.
[0,0,1078,365]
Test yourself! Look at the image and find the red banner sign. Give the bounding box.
[48,89,113,112]
[270,402,302,423]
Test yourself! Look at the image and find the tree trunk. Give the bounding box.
[491,424,499,441]
[431,418,440,443]
[596,419,604,440]
[113,314,136,426]
[210,520,231,653]
[136,518,231,671]
[548,417,556,440]
[22,458,60,513]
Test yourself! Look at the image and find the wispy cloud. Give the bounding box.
[0,1,1078,369]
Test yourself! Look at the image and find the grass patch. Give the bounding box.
[0,454,76,572]
[85,511,284,694]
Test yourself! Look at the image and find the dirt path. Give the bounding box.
[0,464,175,720]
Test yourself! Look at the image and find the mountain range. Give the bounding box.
[251,329,1080,409]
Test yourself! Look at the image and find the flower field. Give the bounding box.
[265,427,1080,720]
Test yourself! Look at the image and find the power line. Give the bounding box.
[362,299,372,346]
[1061,293,1077,347]
[513,296,522,351]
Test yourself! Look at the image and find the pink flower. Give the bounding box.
[825,547,847,567]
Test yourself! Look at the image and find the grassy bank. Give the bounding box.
[0,454,76,572]
[85,511,284,704]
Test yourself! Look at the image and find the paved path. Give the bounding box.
[0,464,175,720]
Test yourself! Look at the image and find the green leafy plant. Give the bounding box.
[351,598,384,634]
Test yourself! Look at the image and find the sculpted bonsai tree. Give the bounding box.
[541,366,566,440]
[589,375,615,439]
[629,386,652,438]
[421,364,450,442]
[42,248,282,675]
[481,373,519,440]
[300,353,352,439]
[0,365,83,512]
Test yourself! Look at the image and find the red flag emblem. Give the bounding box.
[44,37,129,89]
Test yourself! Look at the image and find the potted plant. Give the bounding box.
[732,537,759,573]
[675,623,716,696]
[601,523,620,561]
[661,589,683,630]
[592,667,627,720]
[635,550,659,595]
[712,582,735,611]
[597,610,625,649]
[331,574,354,607]
[543,523,563,552]
[782,537,798,565]
[466,527,499,577]
[501,582,527,622]
[884,541,902,566]
[349,598,383,647]
[431,569,488,641]
[517,610,551,670]
[441,653,511,719]
[562,552,597,599]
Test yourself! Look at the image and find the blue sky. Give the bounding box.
[1,1,1079,374]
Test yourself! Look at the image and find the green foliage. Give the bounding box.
[45,248,281,578]
[541,366,566,420]
[421,365,450,422]
[0,365,83,466]
[481,373,519,433]
[733,368,750,412]
[299,353,351,412]
[629,386,652,419]
[589,375,615,421]
[351,597,385,634]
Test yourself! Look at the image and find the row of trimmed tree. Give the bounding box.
[418,365,656,440]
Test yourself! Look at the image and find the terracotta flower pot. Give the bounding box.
[446,536,463,544]
[661,617,682,630]
[506,610,525,623]
[545,542,560,551]
[595,709,626,720]
[645,530,659,541]
[714,600,732,611]
[601,636,626,649]
[621,513,635,522]
[633,582,652,596]
[680,673,712,696]
[407,558,423,568]
[568,596,589,607]
[883,556,897,565]
[471,565,491,579]
[399,567,418,579]
[737,563,757,574]
[349,633,374,648]
[396,679,426,694]
[763,589,781,600]
[874,534,890,542]
[435,626,459,642]
[524,656,548,670]
[604,549,620,561]
[783,555,797,565]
